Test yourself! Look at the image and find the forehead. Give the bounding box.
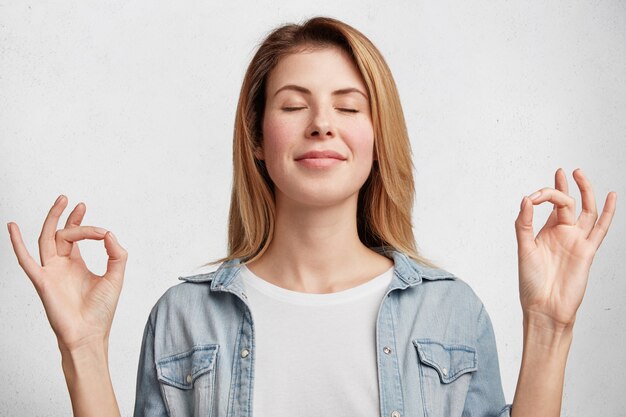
[266,46,368,96]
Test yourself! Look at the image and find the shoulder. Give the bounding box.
[399,256,489,341]
[421,270,484,311]
[146,268,220,324]
[396,251,485,313]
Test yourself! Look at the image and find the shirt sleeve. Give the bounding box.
[133,317,169,417]
[462,303,513,417]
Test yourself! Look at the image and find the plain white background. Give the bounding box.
[1,1,625,416]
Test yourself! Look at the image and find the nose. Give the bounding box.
[306,105,336,140]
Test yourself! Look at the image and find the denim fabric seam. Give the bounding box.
[388,291,405,415]
[417,351,430,417]
[245,306,254,417]
[157,345,218,365]
[413,339,477,382]
[375,281,387,417]
[227,311,246,417]
[208,357,216,417]
[156,345,218,389]
[414,339,476,353]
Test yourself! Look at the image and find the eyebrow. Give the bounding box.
[272,84,368,100]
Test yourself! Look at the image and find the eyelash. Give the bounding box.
[282,107,359,113]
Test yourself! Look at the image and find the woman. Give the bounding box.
[7,16,617,417]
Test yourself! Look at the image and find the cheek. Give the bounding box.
[344,122,375,159]
[262,118,294,156]
[261,117,297,184]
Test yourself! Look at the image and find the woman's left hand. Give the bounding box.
[514,168,617,330]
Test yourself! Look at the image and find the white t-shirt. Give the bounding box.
[240,264,394,417]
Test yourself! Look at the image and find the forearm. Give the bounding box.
[511,311,574,417]
[60,339,121,417]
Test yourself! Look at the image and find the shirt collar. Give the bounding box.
[178,246,456,293]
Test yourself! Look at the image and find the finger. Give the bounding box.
[555,167,569,195]
[102,232,128,287]
[587,192,617,251]
[527,187,576,225]
[535,168,569,233]
[7,222,44,287]
[554,168,576,225]
[572,168,598,235]
[61,202,87,260]
[39,195,68,265]
[55,226,109,257]
[514,196,537,257]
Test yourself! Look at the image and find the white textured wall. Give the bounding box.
[1,1,625,416]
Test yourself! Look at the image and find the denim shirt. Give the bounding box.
[133,247,513,417]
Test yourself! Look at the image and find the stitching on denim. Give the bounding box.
[156,345,219,389]
[413,339,477,383]
[245,306,254,416]
[417,353,430,417]
[415,338,476,353]
[158,345,219,364]
[375,279,387,417]
[388,293,405,415]
[208,352,218,417]
[226,312,246,417]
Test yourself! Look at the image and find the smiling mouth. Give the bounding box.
[294,150,347,161]
[295,157,345,168]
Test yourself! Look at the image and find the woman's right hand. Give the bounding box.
[7,194,128,354]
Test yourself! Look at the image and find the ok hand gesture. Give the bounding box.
[515,168,617,330]
[7,195,128,353]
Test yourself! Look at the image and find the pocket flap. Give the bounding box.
[156,344,219,389]
[413,339,477,383]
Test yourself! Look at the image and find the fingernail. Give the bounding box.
[55,195,64,204]
[94,227,108,235]
[520,197,526,210]
[7,223,11,235]
[108,232,117,241]
[529,191,541,200]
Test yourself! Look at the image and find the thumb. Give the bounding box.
[514,196,536,257]
[103,231,128,286]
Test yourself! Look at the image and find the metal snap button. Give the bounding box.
[383,346,392,354]
[186,374,192,383]
[442,367,448,376]
[241,348,250,358]
[391,411,400,417]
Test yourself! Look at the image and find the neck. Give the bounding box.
[246,192,393,293]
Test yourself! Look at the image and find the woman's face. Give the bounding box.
[257,45,375,209]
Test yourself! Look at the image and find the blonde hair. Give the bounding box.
[205,16,439,269]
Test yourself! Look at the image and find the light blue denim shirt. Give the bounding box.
[133,247,513,417]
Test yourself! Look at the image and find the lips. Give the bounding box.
[294,150,347,161]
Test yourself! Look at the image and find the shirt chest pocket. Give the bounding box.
[156,344,219,417]
[413,339,477,417]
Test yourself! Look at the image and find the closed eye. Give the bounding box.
[281,107,359,113]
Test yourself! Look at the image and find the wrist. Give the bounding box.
[522,310,574,352]
[60,337,110,380]
[57,337,120,417]
[58,333,109,356]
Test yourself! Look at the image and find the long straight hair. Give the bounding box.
[205,16,439,269]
